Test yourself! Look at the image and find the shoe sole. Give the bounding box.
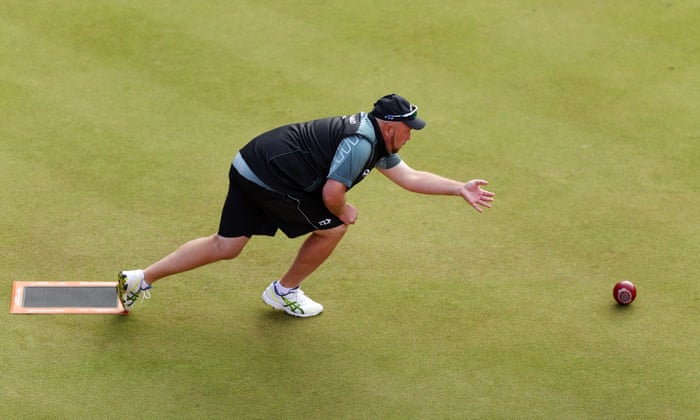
[116,272,130,312]
[262,290,321,318]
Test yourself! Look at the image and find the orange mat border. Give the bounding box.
[11,281,128,314]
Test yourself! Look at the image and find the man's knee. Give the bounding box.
[213,234,248,260]
[315,224,348,240]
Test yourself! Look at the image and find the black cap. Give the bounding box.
[371,94,426,130]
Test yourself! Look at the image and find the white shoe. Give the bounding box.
[117,270,152,311]
[262,281,323,317]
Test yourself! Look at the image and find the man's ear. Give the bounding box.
[382,122,394,137]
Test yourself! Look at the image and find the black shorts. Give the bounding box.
[217,165,344,238]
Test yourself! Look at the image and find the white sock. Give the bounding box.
[274,281,295,296]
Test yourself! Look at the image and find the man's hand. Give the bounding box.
[339,203,358,225]
[460,179,495,213]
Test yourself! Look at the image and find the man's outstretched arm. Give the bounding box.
[378,161,495,213]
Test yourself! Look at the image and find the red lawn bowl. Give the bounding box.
[613,280,637,305]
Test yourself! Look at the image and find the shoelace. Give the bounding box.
[289,289,308,303]
[126,285,151,307]
[140,287,152,302]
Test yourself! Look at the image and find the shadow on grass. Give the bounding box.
[109,313,131,324]
[607,302,637,317]
[253,308,325,341]
[256,308,318,323]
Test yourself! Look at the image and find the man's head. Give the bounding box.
[370,94,426,130]
[370,94,426,154]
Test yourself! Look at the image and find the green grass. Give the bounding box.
[1,1,698,418]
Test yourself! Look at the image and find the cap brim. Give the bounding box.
[405,117,426,130]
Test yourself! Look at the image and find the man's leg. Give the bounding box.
[261,224,347,317]
[278,224,347,289]
[144,234,249,284]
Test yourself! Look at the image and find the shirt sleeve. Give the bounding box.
[375,153,402,170]
[327,136,373,188]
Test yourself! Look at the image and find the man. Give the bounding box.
[117,93,494,317]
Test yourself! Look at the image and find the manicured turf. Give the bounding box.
[1,1,698,418]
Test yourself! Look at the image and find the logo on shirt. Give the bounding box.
[318,218,332,226]
[361,169,371,178]
[333,137,361,166]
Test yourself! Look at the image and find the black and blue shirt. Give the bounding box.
[236,112,401,197]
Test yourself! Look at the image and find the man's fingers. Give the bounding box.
[469,198,493,213]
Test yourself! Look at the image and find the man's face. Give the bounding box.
[385,122,413,153]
